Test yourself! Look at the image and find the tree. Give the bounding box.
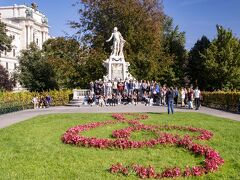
[43,37,85,88]
[0,21,12,53]
[18,43,58,92]
[202,25,240,90]
[163,16,188,86]
[70,0,173,82]
[187,36,210,89]
[43,37,106,88]
[0,64,14,91]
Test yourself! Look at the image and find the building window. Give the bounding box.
[14,63,17,70]
[36,38,39,45]
[13,49,16,57]
[4,50,7,56]
[6,62,8,70]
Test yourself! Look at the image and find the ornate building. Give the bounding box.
[0,4,49,83]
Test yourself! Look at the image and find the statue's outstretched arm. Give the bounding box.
[106,33,113,42]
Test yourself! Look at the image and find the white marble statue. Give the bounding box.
[106,27,125,57]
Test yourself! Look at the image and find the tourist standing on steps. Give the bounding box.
[194,86,201,110]
[106,80,112,95]
[128,80,134,95]
[112,79,118,95]
[117,80,124,95]
[166,87,174,114]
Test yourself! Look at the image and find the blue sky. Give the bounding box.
[1,0,240,49]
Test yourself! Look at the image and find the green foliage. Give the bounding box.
[202,91,240,112]
[78,49,106,87]
[71,0,173,82]
[163,16,188,86]
[0,64,15,91]
[0,113,239,179]
[201,25,240,90]
[43,38,86,88]
[0,89,72,115]
[0,21,12,53]
[18,43,58,91]
[187,36,211,89]
[0,102,32,115]
[42,38,106,88]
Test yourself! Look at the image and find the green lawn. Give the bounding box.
[0,112,239,179]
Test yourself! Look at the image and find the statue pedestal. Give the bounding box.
[103,55,133,81]
[67,89,90,106]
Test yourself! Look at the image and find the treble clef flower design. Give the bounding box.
[62,113,224,179]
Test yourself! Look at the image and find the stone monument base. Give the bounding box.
[67,89,90,106]
[103,55,134,81]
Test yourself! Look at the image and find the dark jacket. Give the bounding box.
[166,90,174,102]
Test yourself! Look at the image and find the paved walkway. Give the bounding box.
[0,105,239,129]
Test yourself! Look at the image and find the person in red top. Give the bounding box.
[117,79,124,95]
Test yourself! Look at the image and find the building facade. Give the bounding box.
[0,4,49,79]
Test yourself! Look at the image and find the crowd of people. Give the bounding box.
[32,95,52,109]
[86,79,201,114]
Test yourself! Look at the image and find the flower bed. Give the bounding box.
[62,113,224,179]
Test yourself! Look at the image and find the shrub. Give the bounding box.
[201,91,240,113]
[0,89,72,115]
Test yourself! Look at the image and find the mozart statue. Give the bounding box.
[106,27,126,57]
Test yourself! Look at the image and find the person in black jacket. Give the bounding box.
[166,87,174,114]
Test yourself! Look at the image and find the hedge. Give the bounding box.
[0,89,72,115]
[201,91,240,113]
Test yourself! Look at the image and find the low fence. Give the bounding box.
[201,91,240,113]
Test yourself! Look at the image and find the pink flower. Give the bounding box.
[62,113,224,179]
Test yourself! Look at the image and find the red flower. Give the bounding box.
[62,113,224,179]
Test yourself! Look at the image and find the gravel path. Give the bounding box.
[0,104,239,129]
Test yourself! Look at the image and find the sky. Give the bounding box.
[1,0,240,49]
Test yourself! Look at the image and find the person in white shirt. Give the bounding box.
[112,79,118,94]
[32,96,39,109]
[106,80,112,95]
[181,88,185,107]
[194,86,201,110]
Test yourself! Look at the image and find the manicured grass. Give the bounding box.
[0,112,239,179]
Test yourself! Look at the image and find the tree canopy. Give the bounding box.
[202,25,240,90]
[43,37,106,88]
[0,64,14,91]
[187,36,211,89]
[0,21,12,53]
[70,0,173,82]
[18,43,58,92]
[163,16,188,86]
